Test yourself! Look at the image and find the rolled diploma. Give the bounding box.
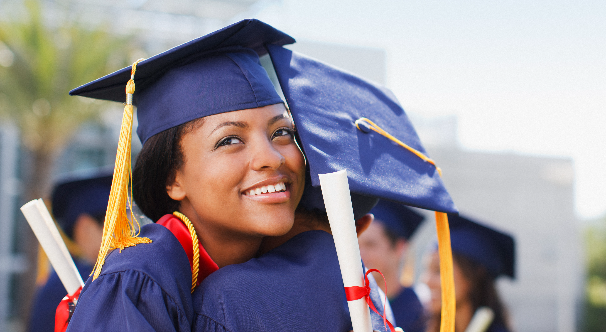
[21,199,84,295]
[464,307,494,332]
[319,170,372,332]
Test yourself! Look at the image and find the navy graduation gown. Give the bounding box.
[486,321,511,332]
[192,230,393,332]
[66,223,194,332]
[388,287,425,332]
[28,259,93,332]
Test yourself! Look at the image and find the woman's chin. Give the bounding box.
[258,218,294,237]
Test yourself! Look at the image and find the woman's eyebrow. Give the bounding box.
[268,113,290,126]
[208,121,248,137]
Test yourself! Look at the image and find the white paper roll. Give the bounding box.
[21,199,84,295]
[464,307,494,332]
[319,170,372,332]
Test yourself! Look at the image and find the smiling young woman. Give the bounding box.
[62,20,305,332]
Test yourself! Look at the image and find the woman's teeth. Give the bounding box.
[247,182,287,196]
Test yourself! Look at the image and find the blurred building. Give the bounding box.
[0,124,24,332]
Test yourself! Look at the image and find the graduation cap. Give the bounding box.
[369,200,425,240]
[68,19,295,279]
[267,45,458,330]
[267,44,457,214]
[448,213,515,279]
[51,170,113,239]
[70,19,294,144]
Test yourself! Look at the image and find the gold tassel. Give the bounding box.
[436,211,455,332]
[92,59,151,280]
[172,211,200,293]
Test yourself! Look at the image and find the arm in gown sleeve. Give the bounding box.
[65,224,194,332]
[192,230,396,332]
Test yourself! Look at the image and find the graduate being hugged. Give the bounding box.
[191,39,459,332]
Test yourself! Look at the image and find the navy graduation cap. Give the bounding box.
[266,46,459,330]
[267,44,457,214]
[448,213,515,279]
[51,170,113,239]
[70,19,293,144]
[370,200,426,240]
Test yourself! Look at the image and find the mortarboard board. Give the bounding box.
[267,44,457,214]
[68,19,295,279]
[370,200,425,240]
[51,170,113,239]
[447,213,515,279]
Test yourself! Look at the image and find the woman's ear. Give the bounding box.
[355,213,374,238]
[166,171,186,201]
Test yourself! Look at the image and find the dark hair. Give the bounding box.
[91,213,106,226]
[381,227,400,247]
[426,252,512,332]
[132,118,204,222]
[295,205,329,226]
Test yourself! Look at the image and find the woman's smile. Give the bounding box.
[242,176,291,203]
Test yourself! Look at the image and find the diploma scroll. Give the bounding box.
[464,307,494,332]
[21,199,84,295]
[319,170,372,332]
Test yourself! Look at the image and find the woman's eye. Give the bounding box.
[272,128,295,140]
[215,136,243,149]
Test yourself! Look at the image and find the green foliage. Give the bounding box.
[0,0,133,155]
[582,218,606,332]
[0,2,140,324]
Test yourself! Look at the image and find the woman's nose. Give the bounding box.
[250,138,285,171]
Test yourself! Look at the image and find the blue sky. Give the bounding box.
[252,0,606,220]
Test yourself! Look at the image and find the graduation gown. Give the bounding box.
[486,321,511,332]
[192,230,394,332]
[388,287,425,332]
[65,223,194,332]
[28,259,93,332]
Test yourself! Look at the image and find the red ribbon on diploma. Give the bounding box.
[55,285,82,332]
[344,269,396,332]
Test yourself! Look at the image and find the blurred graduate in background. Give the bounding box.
[422,214,515,332]
[359,199,427,332]
[28,170,112,332]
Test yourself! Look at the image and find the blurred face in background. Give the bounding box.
[422,251,472,315]
[358,220,407,292]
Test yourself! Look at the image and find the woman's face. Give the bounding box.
[167,103,305,241]
[422,251,472,315]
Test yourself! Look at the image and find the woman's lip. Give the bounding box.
[243,189,291,204]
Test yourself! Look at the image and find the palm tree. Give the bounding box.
[0,0,133,323]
